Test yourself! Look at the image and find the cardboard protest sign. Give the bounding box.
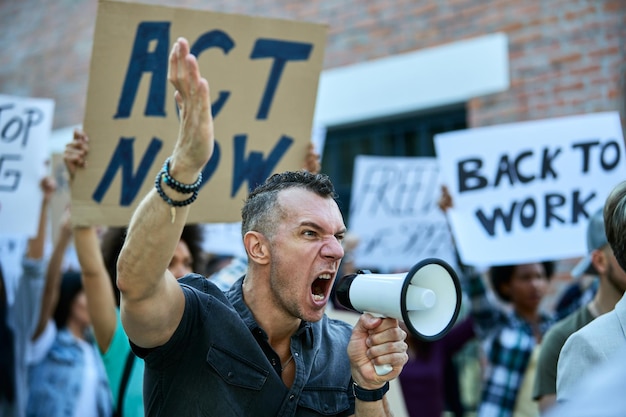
[349,156,457,273]
[72,0,327,226]
[0,94,54,236]
[435,111,626,266]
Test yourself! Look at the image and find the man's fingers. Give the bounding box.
[367,323,407,347]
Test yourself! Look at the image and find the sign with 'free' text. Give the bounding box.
[0,94,54,237]
[435,111,626,266]
[72,0,327,226]
[349,156,457,273]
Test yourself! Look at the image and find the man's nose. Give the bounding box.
[322,237,345,260]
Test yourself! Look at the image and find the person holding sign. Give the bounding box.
[116,37,408,416]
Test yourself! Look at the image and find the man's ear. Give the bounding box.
[243,231,270,265]
[590,248,607,275]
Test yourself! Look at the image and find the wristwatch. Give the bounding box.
[352,381,390,402]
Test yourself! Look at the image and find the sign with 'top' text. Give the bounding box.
[0,94,54,237]
[72,0,327,226]
[435,111,626,266]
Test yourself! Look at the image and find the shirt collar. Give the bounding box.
[226,276,315,348]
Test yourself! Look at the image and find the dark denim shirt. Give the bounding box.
[133,275,355,416]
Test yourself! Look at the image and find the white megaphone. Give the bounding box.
[334,258,462,375]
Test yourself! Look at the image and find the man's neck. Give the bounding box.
[590,283,623,317]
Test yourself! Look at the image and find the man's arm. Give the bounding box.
[348,314,408,417]
[13,177,55,337]
[117,37,215,348]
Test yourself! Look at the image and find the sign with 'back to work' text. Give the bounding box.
[72,0,327,226]
[435,112,626,266]
[0,94,54,236]
[349,156,457,273]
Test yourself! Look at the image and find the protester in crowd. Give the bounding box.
[0,177,55,417]
[116,37,408,416]
[26,268,112,417]
[439,185,556,417]
[533,208,626,413]
[556,181,626,403]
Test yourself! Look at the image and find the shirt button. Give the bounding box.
[289,394,295,401]
[294,352,299,357]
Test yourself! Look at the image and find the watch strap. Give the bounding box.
[352,381,390,402]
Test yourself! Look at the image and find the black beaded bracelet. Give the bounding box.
[352,381,389,402]
[160,157,203,193]
[154,171,199,207]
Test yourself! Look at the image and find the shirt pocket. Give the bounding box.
[299,387,351,416]
[206,344,269,390]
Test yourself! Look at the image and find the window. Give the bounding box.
[321,107,467,222]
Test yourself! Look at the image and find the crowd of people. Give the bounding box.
[2,36,626,417]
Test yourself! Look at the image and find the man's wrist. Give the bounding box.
[352,381,390,402]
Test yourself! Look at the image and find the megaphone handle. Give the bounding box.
[374,364,393,376]
[364,312,392,376]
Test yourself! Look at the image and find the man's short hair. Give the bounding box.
[604,181,626,272]
[241,171,337,237]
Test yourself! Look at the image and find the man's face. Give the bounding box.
[267,187,346,323]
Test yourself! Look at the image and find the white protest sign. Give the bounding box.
[348,155,457,273]
[0,95,54,236]
[202,222,246,258]
[0,235,28,304]
[435,111,626,266]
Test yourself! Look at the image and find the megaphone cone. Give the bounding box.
[334,258,462,375]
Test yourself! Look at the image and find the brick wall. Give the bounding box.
[0,0,624,130]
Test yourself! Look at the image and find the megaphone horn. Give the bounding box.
[335,258,462,375]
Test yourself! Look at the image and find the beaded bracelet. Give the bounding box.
[160,157,203,193]
[154,170,199,223]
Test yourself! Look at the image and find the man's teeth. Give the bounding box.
[312,274,332,301]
